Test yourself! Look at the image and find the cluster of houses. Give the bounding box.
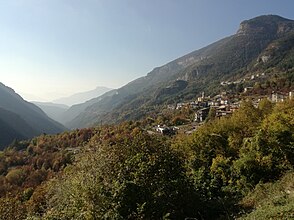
[194,90,293,122]
[193,93,240,122]
[155,90,293,135]
[155,125,178,135]
[220,72,266,86]
[168,92,240,123]
[270,91,293,102]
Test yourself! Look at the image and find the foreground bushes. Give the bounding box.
[32,129,203,219]
[0,99,293,219]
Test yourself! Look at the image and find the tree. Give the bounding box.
[258,98,274,117]
[205,107,216,122]
[41,129,203,219]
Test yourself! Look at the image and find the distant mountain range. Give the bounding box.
[61,15,294,129]
[32,87,114,125]
[53,86,112,106]
[32,102,69,123]
[57,89,117,126]
[0,83,67,149]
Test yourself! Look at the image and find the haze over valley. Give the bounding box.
[0,1,294,219]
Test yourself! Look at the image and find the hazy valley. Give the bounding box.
[0,15,294,219]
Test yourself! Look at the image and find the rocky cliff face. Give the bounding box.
[237,15,294,36]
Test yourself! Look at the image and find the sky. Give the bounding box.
[0,0,293,101]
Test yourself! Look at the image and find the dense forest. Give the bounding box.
[0,98,293,219]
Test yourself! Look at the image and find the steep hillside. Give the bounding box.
[0,107,37,138]
[65,38,232,128]
[0,83,67,148]
[0,107,42,149]
[66,15,294,128]
[60,89,117,125]
[0,119,24,149]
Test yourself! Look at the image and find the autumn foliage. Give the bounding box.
[0,99,293,219]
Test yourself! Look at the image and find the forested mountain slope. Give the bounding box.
[0,83,67,149]
[66,15,294,128]
[0,98,293,219]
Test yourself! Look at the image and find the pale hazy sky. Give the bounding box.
[0,0,293,101]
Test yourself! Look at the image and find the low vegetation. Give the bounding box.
[0,98,293,219]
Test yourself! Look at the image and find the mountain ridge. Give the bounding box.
[32,101,69,123]
[63,15,294,128]
[53,86,112,106]
[0,83,67,149]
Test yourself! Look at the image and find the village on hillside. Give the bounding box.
[153,87,293,135]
